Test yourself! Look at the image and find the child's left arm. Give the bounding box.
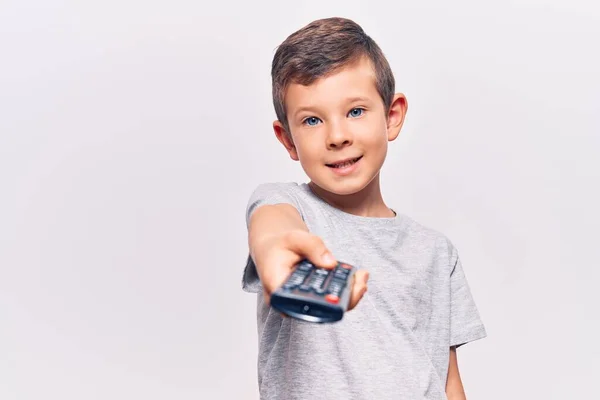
[445,347,467,400]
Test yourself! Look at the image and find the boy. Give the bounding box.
[242,17,486,400]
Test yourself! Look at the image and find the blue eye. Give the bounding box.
[303,117,321,126]
[348,108,364,118]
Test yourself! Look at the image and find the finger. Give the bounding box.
[347,270,369,311]
[283,231,338,269]
[260,250,304,299]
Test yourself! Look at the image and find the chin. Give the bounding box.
[310,177,370,196]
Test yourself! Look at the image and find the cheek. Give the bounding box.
[294,139,319,163]
[359,121,388,148]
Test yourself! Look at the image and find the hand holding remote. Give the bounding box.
[250,229,369,313]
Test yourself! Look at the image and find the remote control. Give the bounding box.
[270,259,357,323]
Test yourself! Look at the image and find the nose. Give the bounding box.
[326,124,353,149]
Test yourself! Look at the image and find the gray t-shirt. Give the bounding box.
[242,182,486,400]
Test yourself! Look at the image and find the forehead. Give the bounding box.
[284,57,379,109]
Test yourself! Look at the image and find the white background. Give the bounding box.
[1,1,599,399]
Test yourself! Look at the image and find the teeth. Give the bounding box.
[331,158,358,168]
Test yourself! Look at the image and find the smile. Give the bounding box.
[325,156,363,176]
[326,156,363,169]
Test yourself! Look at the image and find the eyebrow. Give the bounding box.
[345,96,370,104]
[293,106,318,119]
[293,97,371,119]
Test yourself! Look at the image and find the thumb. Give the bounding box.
[347,270,369,311]
[285,231,338,269]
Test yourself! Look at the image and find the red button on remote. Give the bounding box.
[325,294,340,304]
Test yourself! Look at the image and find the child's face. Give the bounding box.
[274,56,407,196]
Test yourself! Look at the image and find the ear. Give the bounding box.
[273,120,299,161]
[386,93,408,141]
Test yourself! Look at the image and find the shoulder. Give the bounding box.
[249,181,303,196]
[245,181,307,225]
[246,181,306,206]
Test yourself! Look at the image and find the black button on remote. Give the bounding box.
[283,270,310,289]
[334,269,349,279]
[297,261,313,272]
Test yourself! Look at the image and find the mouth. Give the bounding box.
[325,155,363,169]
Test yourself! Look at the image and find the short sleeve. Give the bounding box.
[449,247,487,347]
[241,183,303,293]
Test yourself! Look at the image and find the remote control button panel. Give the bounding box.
[270,259,358,323]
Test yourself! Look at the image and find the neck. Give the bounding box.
[308,173,395,218]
